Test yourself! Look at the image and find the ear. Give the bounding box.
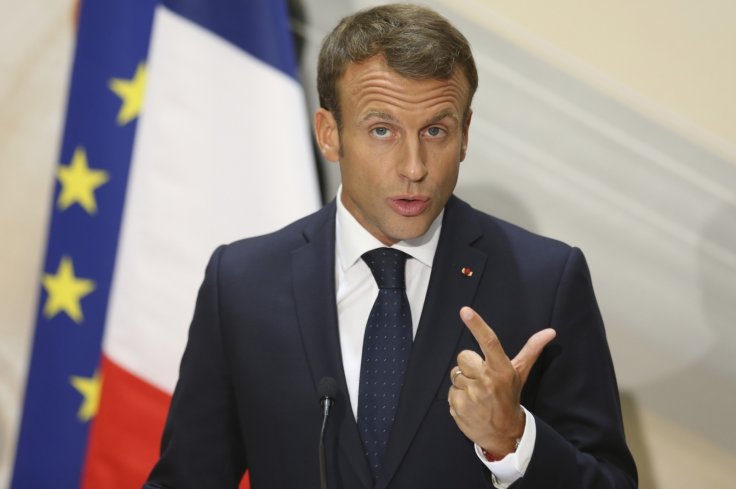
[460,109,473,162]
[314,108,341,162]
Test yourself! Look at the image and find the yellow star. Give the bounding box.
[109,62,147,125]
[42,256,96,324]
[57,146,110,214]
[70,370,102,422]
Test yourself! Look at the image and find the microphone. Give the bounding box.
[319,376,337,416]
[318,377,337,489]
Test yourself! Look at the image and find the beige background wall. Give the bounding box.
[1,1,735,488]
[0,1,76,487]
[447,0,736,150]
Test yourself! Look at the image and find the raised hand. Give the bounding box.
[448,306,556,458]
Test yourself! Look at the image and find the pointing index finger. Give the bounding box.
[460,306,509,369]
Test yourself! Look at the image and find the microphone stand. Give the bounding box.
[318,377,336,489]
[319,399,331,489]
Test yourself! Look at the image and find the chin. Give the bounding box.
[392,225,431,242]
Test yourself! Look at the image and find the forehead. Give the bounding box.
[337,56,470,119]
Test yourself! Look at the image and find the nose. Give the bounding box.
[398,138,428,182]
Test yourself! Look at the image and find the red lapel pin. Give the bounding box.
[461,267,473,277]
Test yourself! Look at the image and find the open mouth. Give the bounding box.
[389,196,429,217]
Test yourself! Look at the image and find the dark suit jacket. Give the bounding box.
[144,196,637,488]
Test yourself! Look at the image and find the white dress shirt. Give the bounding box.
[333,187,534,487]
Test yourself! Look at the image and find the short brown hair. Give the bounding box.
[317,3,478,126]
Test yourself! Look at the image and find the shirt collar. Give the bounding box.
[335,185,443,271]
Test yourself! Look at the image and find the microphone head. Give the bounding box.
[318,376,338,401]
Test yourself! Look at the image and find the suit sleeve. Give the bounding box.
[516,247,637,488]
[143,245,247,488]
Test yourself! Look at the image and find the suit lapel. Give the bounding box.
[291,202,373,489]
[379,197,487,488]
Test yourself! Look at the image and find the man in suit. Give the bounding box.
[144,4,637,488]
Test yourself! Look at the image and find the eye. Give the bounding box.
[371,126,392,139]
[424,126,445,138]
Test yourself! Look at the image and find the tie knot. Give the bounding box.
[362,248,408,289]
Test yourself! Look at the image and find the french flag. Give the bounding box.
[11,0,320,487]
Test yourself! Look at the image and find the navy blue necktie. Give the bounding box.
[357,247,413,477]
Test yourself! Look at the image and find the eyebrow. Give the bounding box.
[359,111,398,124]
[359,108,460,125]
[426,108,460,125]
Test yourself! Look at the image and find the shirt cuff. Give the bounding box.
[474,406,536,489]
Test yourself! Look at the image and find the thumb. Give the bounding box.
[511,328,556,385]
